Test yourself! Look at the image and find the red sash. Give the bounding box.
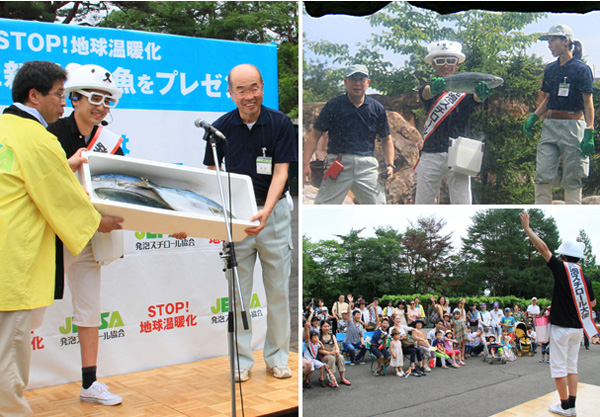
[414,91,466,169]
[87,125,124,154]
[564,262,599,338]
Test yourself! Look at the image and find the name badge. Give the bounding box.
[558,83,570,97]
[256,156,272,175]
[256,147,272,175]
[558,77,570,97]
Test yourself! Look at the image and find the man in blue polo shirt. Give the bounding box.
[303,64,394,204]
[203,63,296,383]
[523,24,594,204]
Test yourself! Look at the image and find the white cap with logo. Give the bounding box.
[538,24,574,42]
[425,40,466,65]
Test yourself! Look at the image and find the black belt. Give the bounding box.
[256,194,285,207]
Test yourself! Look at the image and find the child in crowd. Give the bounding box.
[527,325,538,353]
[432,330,455,368]
[500,329,516,361]
[303,331,325,388]
[500,307,516,341]
[486,334,503,358]
[383,300,395,319]
[468,303,479,332]
[442,312,453,331]
[389,328,409,378]
[540,341,550,363]
[444,330,463,367]
[337,311,349,333]
[451,308,468,364]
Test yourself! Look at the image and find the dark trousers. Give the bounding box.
[343,342,366,363]
[404,346,423,364]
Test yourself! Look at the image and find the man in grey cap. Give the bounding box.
[523,24,594,204]
[303,64,394,204]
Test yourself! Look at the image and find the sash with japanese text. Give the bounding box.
[564,262,599,337]
[414,91,466,169]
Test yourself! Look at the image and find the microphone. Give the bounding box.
[101,111,113,126]
[194,118,226,140]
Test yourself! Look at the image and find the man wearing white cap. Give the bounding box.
[416,40,490,204]
[523,24,594,204]
[303,64,395,204]
[521,211,597,416]
[527,296,541,320]
[47,64,125,406]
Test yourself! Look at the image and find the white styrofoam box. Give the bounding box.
[447,136,484,177]
[78,152,258,241]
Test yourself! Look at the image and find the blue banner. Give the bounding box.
[0,18,278,111]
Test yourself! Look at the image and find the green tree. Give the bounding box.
[576,229,597,269]
[302,57,345,103]
[302,235,345,302]
[461,208,560,298]
[0,1,143,24]
[401,215,453,294]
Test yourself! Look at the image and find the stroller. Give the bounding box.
[482,332,506,365]
[514,322,534,357]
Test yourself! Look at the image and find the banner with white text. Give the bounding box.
[0,17,277,389]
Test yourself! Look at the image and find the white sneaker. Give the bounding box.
[269,365,292,379]
[80,381,122,406]
[424,365,431,372]
[234,369,250,382]
[548,404,576,416]
[395,371,404,377]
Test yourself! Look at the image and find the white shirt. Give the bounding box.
[490,309,504,326]
[527,304,540,317]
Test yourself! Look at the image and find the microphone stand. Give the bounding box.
[204,129,249,417]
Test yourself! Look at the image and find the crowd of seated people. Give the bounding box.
[302,293,586,388]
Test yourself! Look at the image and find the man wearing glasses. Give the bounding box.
[47,63,125,406]
[203,64,296,383]
[303,64,394,204]
[416,40,490,204]
[0,61,122,416]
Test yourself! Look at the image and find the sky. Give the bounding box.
[303,3,600,79]
[302,205,600,261]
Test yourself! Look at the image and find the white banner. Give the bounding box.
[29,231,267,389]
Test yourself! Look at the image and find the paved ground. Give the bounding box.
[303,343,600,416]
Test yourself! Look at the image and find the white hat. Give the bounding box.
[425,40,466,65]
[538,24,574,42]
[532,297,537,301]
[64,63,122,99]
[556,241,585,259]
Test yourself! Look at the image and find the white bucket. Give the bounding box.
[447,136,484,176]
[91,229,124,266]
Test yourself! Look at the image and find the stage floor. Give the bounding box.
[492,382,600,416]
[25,351,299,416]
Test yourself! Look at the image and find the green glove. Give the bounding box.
[523,113,539,137]
[580,128,595,156]
[430,77,446,95]
[474,81,490,102]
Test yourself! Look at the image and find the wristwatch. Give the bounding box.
[386,164,396,169]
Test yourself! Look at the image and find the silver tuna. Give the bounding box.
[414,72,504,94]
[91,174,234,218]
